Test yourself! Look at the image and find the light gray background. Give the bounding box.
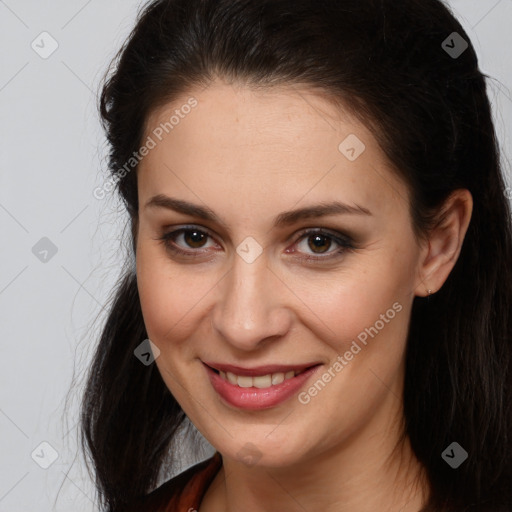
[1,1,511,510]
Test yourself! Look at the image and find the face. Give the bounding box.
[135,79,425,467]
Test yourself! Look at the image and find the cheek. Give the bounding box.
[287,254,412,349]
[135,242,213,347]
[136,223,417,355]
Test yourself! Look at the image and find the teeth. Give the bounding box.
[271,373,285,385]
[253,375,272,388]
[221,370,300,388]
[237,375,253,388]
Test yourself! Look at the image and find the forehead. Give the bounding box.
[139,80,409,221]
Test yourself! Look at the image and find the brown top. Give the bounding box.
[127,452,222,511]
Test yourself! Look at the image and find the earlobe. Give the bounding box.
[414,189,473,298]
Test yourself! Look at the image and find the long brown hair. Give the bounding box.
[81,1,512,510]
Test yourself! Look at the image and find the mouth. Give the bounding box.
[203,362,322,410]
[204,363,315,388]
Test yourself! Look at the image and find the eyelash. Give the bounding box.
[156,225,356,263]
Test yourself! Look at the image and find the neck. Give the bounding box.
[201,409,430,512]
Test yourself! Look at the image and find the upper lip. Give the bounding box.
[203,362,321,376]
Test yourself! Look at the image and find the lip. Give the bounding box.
[203,362,322,410]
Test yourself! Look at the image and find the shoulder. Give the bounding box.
[126,452,222,512]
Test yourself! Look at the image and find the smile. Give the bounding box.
[203,362,321,410]
[218,369,302,388]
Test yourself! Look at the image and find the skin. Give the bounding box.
[135,79,473,512]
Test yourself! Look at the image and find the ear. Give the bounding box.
[414,189,473,297]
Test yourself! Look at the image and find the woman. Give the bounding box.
[81,0,512,510]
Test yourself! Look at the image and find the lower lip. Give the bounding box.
[204,364,321,410]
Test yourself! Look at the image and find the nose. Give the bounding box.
[211,251,293,352]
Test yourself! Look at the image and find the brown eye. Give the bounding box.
[291,228,355,262]
[183,230,208,249]
[307,234,332,254]
[158,227,218,257]
[158,226,354,262]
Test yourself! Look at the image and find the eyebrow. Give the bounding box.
[144,194,372,228]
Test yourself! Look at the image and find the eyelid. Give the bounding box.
[157,224,355,260]
[156,224,221,255]
[290,226,353,244]
[286,227,355,259]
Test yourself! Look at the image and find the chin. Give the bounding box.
[218,435,311,469]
